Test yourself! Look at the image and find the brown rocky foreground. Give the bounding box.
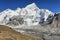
[0,25,41,40]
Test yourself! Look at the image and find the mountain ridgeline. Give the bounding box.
[0,3,54,27]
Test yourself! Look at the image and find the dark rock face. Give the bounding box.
[57,13,60,28]
[40,13,60,40]
[6,15,24,26]
[51,13,60,28]
[41,13,60,40]
[39,15,54,26]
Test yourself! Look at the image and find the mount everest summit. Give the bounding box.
[0,3,54,27]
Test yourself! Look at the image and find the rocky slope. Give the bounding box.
[0,25,41,40]
[13,13,60,40]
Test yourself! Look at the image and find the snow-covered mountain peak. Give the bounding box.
[1,9,19,15]
[25,3,40,11]
[0,3,54,26]
[26,3,37,8]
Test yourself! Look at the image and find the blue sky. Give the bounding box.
[0,0,60,13]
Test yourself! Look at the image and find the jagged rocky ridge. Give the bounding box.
[0,3,60,40]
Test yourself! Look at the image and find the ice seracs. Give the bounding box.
[0,3,54,26]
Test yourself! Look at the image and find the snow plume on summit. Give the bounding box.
[0,3,54,27]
